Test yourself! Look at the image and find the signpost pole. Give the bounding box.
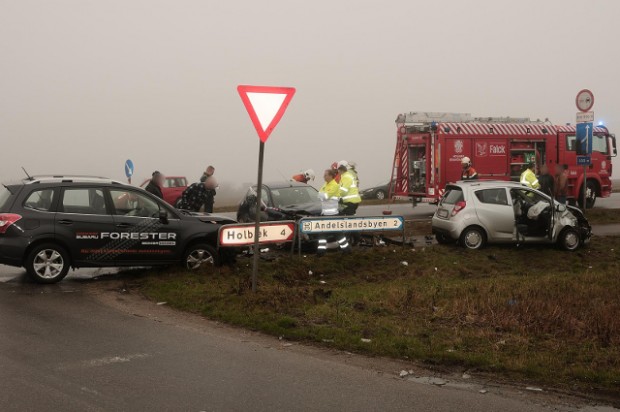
[251,141,265,292]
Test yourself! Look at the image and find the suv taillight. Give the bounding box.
[451,201,466,216]
[0,214,22,234]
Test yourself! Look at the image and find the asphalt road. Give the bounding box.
[0,279,612,412]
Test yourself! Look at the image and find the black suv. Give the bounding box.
[0,176,235,283]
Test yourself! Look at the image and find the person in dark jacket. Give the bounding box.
[145,171,164,200]
[199,165,217,213]
[538,164,555,197]
[178,179,217,212]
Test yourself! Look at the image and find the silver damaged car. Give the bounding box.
[432,181,591,251]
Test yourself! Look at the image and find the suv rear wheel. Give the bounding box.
[184,243,219,271]
[459,227,486,250]
[25,243,70,284]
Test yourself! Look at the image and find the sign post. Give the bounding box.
[124,159,134,184]
[298,215,406,254]
[237,85,296,292]
[575,89,595,211]
[218,221,296,247]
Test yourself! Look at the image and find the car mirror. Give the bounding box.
[159,209,169,223]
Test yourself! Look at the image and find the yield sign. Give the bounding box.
[237,85,296,142]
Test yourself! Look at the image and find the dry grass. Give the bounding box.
[128,237,620,394]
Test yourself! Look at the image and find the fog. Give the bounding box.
[1,0,618,205]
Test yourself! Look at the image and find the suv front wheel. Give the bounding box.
[25,244,70,284]
[184,243,219,271]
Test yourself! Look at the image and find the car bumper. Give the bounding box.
[431,216,462,240]
[0,236,28,267]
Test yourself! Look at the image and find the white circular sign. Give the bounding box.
[576,89,594,112]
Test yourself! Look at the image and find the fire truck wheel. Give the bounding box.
[459,226,486,250]
[578,181,597,209]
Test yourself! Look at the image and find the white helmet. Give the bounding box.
[303,169,316,181]
[461,157,471,167]
[337,160,349,169]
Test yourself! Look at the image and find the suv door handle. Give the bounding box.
[115,223,133,228]
[58,219,73,225]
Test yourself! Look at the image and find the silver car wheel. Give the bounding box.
[376,190,385,200]
[464,230,483,249]
[33,249,65,279]
[562,231,580,250]
[186,249,215,270]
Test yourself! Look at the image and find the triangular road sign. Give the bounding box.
[237,85,296,142]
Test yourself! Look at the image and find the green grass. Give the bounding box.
[127,238,620,394]
[585,208,620,225]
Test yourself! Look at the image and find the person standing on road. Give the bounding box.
[178,179,215,212]
[520,162,540,190]
[145,171,164,200]
[317,169,345,256]
[460,157,478,180]
[538,164,554,197]
[555,164,569,204]
[338,161,362,216]
[199,166,217,213]
[291,169,316,184]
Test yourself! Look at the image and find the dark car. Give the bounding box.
[237,181,321,222]
[0,176,236,283]
[361,181,393,200]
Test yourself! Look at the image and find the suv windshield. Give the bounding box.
[270,186,318,207]
[441,187,464,205]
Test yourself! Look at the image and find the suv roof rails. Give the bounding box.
[24,175,125,185]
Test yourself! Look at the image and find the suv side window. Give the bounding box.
[110,189,161,218]
[60,188,108,215]
[475,188,508,206]
[24,189,56,212]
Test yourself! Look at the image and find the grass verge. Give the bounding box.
[585,208,620,225]
[129,237,620,395]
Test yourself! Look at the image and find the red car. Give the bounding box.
[140,176,188,206]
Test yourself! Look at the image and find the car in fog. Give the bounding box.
[360,181,393,200]
[140,176,188,207]
[237,181,321,222]
[0,176,235,283]
[432,181,591,251]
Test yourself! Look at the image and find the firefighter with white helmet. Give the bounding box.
[337,162,361,214]
[291,169,316,184]
[461,157,478,180]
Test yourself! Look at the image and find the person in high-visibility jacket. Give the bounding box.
[317,169,343,255]
[337,161,362,216]
[520,162,540,190]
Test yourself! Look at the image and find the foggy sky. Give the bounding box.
[1,0,619,197]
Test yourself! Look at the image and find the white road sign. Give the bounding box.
[300,216,405,234]
[576,111,594,123]
[219,221,295,247]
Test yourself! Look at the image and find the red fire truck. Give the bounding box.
[390,112,617,208]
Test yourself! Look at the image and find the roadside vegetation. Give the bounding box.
[584,208,620,225]
[129,236,620,394]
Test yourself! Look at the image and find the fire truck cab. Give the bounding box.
[391,112,616,208]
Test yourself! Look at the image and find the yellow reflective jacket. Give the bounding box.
[319,179,340,215]
[520,168,540,190]
[339,171,361,204]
